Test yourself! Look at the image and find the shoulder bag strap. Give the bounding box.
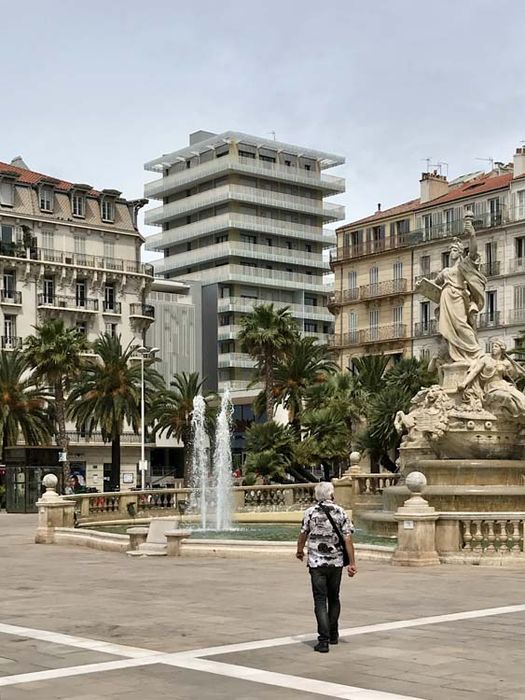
[318,504,346,551]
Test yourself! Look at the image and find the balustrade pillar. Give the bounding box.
[35,474,76,544]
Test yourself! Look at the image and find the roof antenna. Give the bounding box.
[475,157,495,170]
[267,131,276,141]
[421,157,432,172]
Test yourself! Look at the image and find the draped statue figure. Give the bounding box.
[417,211,487,364]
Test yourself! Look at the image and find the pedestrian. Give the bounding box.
[296,481,357,653]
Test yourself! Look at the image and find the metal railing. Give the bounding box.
[217,297,333,321]
[0,290,22,304]
[102,301,122,313]
[414,320,438,337]
[478,311,501,329]
[37,294,99,311]
[129,303,155,319]
[218,352,256,368]
[360,278,407,300]
[361,324,408,344]
[328,331,361,348]
[0,336,22,349]
[179,264,328,291]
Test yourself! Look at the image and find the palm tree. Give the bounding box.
[150,371,214,485]
[24,319,88,481]
[243,421,296,482]
[299,406,351,480]
[0,351,53,462]
[68,334,164,490]
[238,304,299,419]
[272,337,338,431]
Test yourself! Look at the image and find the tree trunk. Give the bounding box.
[54,380,69,489]
[265,356,274,421]
[182,427,191,487]
[111,434,121,491]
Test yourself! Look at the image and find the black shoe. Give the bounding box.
[329,636,339,645]
[314,642,329,653]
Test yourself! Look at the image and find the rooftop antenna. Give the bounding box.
[421,157,433,172]
[268,131,276,141]
[475,156,495,171]
[437,161,449,177]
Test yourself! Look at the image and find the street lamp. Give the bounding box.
[136,346,159,491]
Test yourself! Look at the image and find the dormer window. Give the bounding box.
[71,192,85,218]
[101,197,115,222]
[39,186,54,212]
[0,180,14,207]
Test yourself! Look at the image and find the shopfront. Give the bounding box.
[5,447,61,513]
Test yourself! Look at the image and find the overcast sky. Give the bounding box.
[2,0,525,261]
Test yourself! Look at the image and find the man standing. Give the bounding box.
[296,482,357,653]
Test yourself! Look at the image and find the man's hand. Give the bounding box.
[347,564,357,577]
[296,550,304,561]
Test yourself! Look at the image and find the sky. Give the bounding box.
[2,0,525,261]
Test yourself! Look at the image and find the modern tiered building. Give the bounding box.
[144,130,345,397]
[330,147,525,369]
[0,156,155,500]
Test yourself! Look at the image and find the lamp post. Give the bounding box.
[136,346,159,491]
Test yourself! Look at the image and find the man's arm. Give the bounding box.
[344,534,357,577]
[296,531,307,561]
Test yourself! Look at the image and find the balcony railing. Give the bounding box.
[478,311,501,329]
[331,288,360,305]
[36,249,153,276]
[102,301,122,314]
[37,294,99,311]
[217,297,333,321]
[361,324,408,344]
[1,336,22,349]
[66,431,151,445]
[179,264,327,291]
[360,278,407,300]
[328,331,361,348]
[218,352,256,369]
[0,290,22,304]
[480,261,501,277]
[508,309,525,325]
[330,236,409,264]
[414,320,438,337]
[129,303,155,319]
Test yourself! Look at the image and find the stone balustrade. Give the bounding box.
[352,473,401,496]
[66,483,318,524]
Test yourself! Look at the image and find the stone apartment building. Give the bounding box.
[0,156,155,497]
[144,130,345,401]
[330,147,525,369]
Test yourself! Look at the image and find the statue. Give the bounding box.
[458,340,525,419]
[417,211,486,364]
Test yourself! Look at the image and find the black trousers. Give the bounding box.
[309,566,343,643]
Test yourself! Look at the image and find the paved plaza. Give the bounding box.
[1,514,525,699]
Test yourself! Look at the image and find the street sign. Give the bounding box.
[138,459,148,471]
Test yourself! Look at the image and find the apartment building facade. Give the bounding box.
[331,147,525,368]
[144,130,345,398]
[0,157,155,494]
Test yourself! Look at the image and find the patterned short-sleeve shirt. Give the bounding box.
[301,500,354,568]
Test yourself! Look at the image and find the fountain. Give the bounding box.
[189,391,234,531]
[213,390,234,530]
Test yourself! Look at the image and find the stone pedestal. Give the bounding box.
[441,362,470,392]
[127,527,149,551]
[35,474,76,544]
[165,530,191,556]
[392,471,440,567]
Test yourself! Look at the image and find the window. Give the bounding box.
[0,180,14,206]
[284,160,291,167]
[3,271,15,299]
[348,271,357,289]
[444,208,455,233]
[215,234,228,243]
[393,261,403,280]
[515,237,525,263]
[423,214,432,238]
[76,280,86,307]
[305,244,312,253]
[1,225,13,245]
[105,323,118,337]
[260,155,276,163]
[514,285,525,310]
[441,251,451,268]
[104,284,115,311]
[74,235,86,255]
[371,226,385,252]
[241,234,257,245]
[420,301,430,329]
[517,190,525,220]
[76,322,87,335]
[238,150,255,159]
[304,164,311,171]
[488,197,501,226]
[101,197,115,222]
[348,311,358,342]
[39,186,54,212]
[369,308,379,340]
[287,241,293,250]
[420,255,431,276]
[369,266,379,286]
[43,277,54,303]
[304,322,317,333]
[4,315,15,344]
[104,240,115,260]
[42,230,54,251]
[485,241,498,276]
[485,290,497,321]
[71,193,85,218]
[393,306,403,326]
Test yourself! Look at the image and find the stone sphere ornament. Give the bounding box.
[42,473,58,490]
[405,471,427,495]
[349,451,361,465]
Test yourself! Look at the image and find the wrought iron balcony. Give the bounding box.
[478,311,501,329]
[129,303,155,320]
[1,336,22,349]
[330,236,409,264]
[508,308,525,325]
[0,290,22,304]
[414,320,438,337]
[480,261,501,277]
[328,331,362,348]
[360,278,407,300]
[361,324,408,344]
[102,301,122,314]
[37,294,99,311]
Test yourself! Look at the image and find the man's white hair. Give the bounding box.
[314,481,334,501]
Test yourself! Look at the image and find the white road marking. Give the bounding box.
[1,602,524,696]
[166,656,425,700]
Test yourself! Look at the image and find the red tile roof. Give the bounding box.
[0,161,99,196]
[339,172,514,231]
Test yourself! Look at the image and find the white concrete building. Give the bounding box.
[144,130,345,399]
[0,156,154,492]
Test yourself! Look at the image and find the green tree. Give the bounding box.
[299,406,351,480]
[68,334,163,490]
[238,304,299,419]
[0,351,53,462]
[24,319,88,481]
[243,421,295,482]
[150,371,214,485]
[272,336,338,431]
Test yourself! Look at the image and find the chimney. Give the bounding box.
[10,155,29,170]
[513,147,525,178]
[377,203,381,212]
[420,171,449,203]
